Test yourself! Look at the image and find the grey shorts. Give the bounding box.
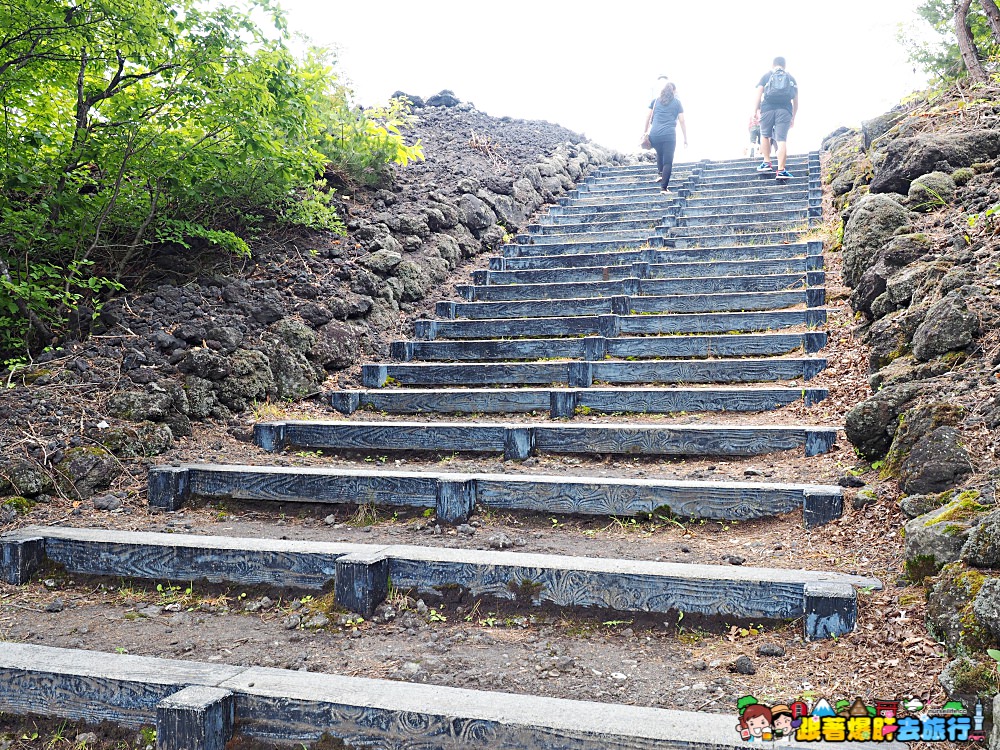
[760,108,792,142]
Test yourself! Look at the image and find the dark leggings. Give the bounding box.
[650,134,677,189]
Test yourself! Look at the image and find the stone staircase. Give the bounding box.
[0,152,883,748]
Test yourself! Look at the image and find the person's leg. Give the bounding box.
[661,136,677,189]
[773,111,792,174]
[757,110,776,169]
[652,141,665,176]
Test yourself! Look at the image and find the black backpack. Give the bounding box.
[763,69,794,104]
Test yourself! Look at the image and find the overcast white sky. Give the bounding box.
[278,1,932,160]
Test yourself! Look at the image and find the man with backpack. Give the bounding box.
[752,57,798,181]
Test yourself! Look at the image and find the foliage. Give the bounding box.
[0,0,421,363]
[901,0,1000,81]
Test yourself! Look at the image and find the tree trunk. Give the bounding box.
[956,0,989,83]
[981,0,1000,41]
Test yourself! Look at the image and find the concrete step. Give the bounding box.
[697,173,815,189]
[690,186,820,201]
[514,230,656,251]
[334,384,830,419]
[457,272,822,302]
[678,207,817,227]
[577,173,696,192]
[683,199,815,216]
[392,331,826,362]
[0,525,872,636]
[540,206,675,225]
[663,219,812,239]
[414,308,828,340]
[528,216,667,235]
[436,289,824,320]
[498,239,820,267]
[594,155,812,177]
[253,419,839,458]
[0,643,867,750]
[360,357,826,388]
[148,462,843,525]
[475,255,823,285]
[665,231,812,250]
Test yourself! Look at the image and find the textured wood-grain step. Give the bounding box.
[1,527,874,634]
[476,256,822,285]
[252,419,838,458]
[455,272,822,302]
[436,288,824,320]
[413,308,828,340]
[497,240,820,266]
[147,462,842,525]
[391,332,827,362]
[331,385,829,418]
[0,642,877,747]
[359,357,826,388]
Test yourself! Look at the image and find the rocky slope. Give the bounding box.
[0,91,618,502]
[825,83,1000,707]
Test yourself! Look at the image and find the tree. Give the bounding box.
[0,0,422,363]
[903,0,1000,81]
[955,0,989,82]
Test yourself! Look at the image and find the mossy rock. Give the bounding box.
[54,446,121,500]
[962,508,1000,568]
[951,166,975,186]
[1,496,34,515]
[96,423,173,458]
[904,495,986,579]
[939,655,997,697]
[907,171,956,210]
[0,458,53,498]
[927,562,992,655]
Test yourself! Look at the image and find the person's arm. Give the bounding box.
[790,91,798,128]
[677,112,688,146]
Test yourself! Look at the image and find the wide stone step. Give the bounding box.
[667,230,809,249]
[595,155,811,177]
[476,255,823,285]
[0,643,862,750]
[683,199,814,216]
[516,228,656,247]
[360,356,826,388]
[663,219,812,239]
[498,239,820,266]
[541,206,674,225]
[437,289,824,320]
[679,207,817,227]
[456,271,822,301]
[253,419,839,458]
[414,308,828,340]
[528,216,667,235]
[0,527,868,637]
[577,174,696,192]
[392,331,827,362]
[690,186,820,201]
[696,173,814,190]
[149,462,843,525]
[332,385,830,420]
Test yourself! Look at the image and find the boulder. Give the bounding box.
[0,458,53,497]
[107,388,174,421]
[926,562,991,652]
[425,90,460,107]
[96,423,174,458]
[963,508,1000,568]
[911,292,981,361]
[861,111,905,150]
[458,194,497,232]
[841,194,910,287]
[360,249,403,275]
[870,129,1000,194]
[863,303,928,370]
[843,382,921,460]
[394,260,433,302]
[212,349,275,413]
[54,446,120,499]
[907,171,956,210]
[311,321,360,371]
[906,499,984,581]
[972,577,1000,640]
[899,426,973,495]
[900,491,952,519]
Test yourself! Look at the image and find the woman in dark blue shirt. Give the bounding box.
[642,82,688,194]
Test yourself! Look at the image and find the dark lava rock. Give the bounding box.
[756,643,786,658]
[729,656,756,675]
